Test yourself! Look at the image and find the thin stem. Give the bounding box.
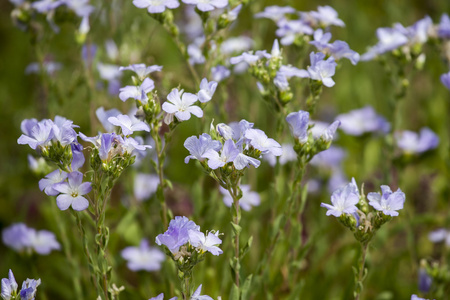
[354,242,369,300]
[227,181,241,288]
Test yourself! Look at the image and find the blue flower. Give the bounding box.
[134,174,159,202]
[119,78,155,103]
[53,171,92,211]
[17,119,54,150]
[198,78,218,103]
[52,116,78,146]
[441,72,450,90]
[254,5,296,22]
[188,230,223,256]
[244,129,282,156]
[119,63,162,80]
[96,107,121,132]
[396,127,439,154]
[286,110,310,143]
[202,139,239,169]
[184,134,222,164]
[309,29,332,51]
[121,239,165,272]
[155,216,200,254]
[162,89,203,122]
[2,224,60,255]
[276,20,313,46]
[1,270,18,300]
[367,185,405,217]
[19,278,41,300]
[191,284,214,300]
[328,40,360,65]
[220,185,260,211]
[211,65,230,82]
[361,27,408,61]
[107,114,150,136]
[438,14,450,38]
[182,0,228,12]
[148,294,178,300]
[337,106,390,136]
[320,182,359,217]
[299,52,337,87]
[39,170,68,196]
[308,6,345,28]
[133,0,179,14]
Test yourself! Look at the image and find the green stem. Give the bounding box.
[354,242,369,300]
[227,180,241,289]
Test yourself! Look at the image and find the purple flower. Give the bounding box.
[119,78,155,103]
[216,123,234,140]
[221,37,253,55]
[2,223,30,252]
[1,270,18,300]
[133,0,179,13]
[220,185,260,211]
[53,171,92,211]
[39,170,68,196]
[52,116,78,146]
[121,136,152,155]
[229,119,254,141]
[337,106,390,136]
[149,294,178,300]
[286,110,310,143]
[278,65,307,79]
[244,129,282,156]
[264,143,297,167]
[254,5,296,22]
[438,14,450,39]
[211,65,230,82]
[230,50,270,65]
[182,0,228,12]
[107,114,150,136]
[321,121,341,141]
[300,52,337,87]
[428,228,450,246]
[233,151,261,170]
[184,134,222,163]
[198,78,217,103]
[274,73,289,91]
[96,107,121,132]
[276,20,313,46]
[188,37,206,65]
[411,295,427,300]
[119,64,162,80]
[25,61,62,75]
[20,119,39,136]
[18,119,54,150]
[155,216,200,254]
[162,89,203,122]
[310,146,346,168]
[320,182,359,217]
[19,278,41,300]
[203,139,239,169]
[188,230,223,256]
[134,173,159,202]
[396,127,439,154]
[418,268,432,293]
[309,6,345,27]
[328,40,360,65]
[31,0,62,13]
[191,284,213,300]
[361,27,408,61]
[367,185,405,217]
[309,29,332,51]
[441,72,450,90]
[26,228,61,255]
[121,239,165,272]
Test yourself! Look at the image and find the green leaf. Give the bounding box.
[229,283,240,300]
[231,222,242,235]
[240,274,253,300]
[239,236,253,259]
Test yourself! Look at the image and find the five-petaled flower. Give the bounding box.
[53,171,92,211]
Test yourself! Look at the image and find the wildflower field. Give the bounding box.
[1,0,450,299]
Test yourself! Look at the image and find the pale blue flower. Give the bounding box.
[320,182,359,217]
[107,114,150,136]
[133,0,179,13]
[276,20,313,46]
[361,27,408,61]
[96,107,121,132]
[187,37,206,65]
[149,294,178,300]
[119,78,155,103]
[198,78,217,103]
[2,223,30,252]
[211,65,230,82]
[1,270,18,300]
[428,228,450,246]
[244,129,282,156]
[233,151,260,170]
[309,29,332,50]
[184,134,222,163]
[202,139,239,169]
[156,216,200,254]
[337,106,390,136]
[367,185,405,217]
[221,37,253,55]
[121,239,165,272]
[162,89,203,122]
[119,64,162,80]
[134,174,159,202]
[274,73,289,91]
[286,110,310,143]
[328,40,360,65]
[278,65,307,79]
[191,284,214,300]
[230,50,270,65]
[309,6,345,27]
[396,127,439,154]
[438,14,450,38]
[254,5,296,22]
[441,72,450,90]
[19,278,41,300]
[182,0,228,12]
[220,185,260,211]
[264,143,297,167]
[52,116,78,146]
[18,120,54,150]
[299,52,337,87]
[39,170,68,196]
[2,224,60,255]
[53,171,92,211]
[25,61,61,75]
[216,123,234,140]
[188,230,223,256]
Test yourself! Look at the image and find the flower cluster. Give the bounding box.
[1,269,40,300]
[2,223,60,255]
[310,29,360,65]
[321,179,406,243]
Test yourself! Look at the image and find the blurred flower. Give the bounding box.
[1,270,18,300]
[297,52,337,87]
[188,230,223,256]
[39,169,68,196]
[134,174,159,201]
[396,127,439,154]
[184,134,222,164]
[187,37,206,65]
[2,223,60,255]
[182,0,228,12]
[441,72,450,90]
[264,143,297,166]
[19,278,41,300]
[162,89,203,122]
[361,27,408,61]
[155,216,200,254]
[96,107,121,132]
[121,239,165,272]
[254,5,296,22]
[197,78,217,103]
[309,5,345,28]
[119,77,155,103]
[17,119,54,150]
[221,37,253,55]
[310,146,346,168]
[286,110,309,143]
[337,106,390,136]
[367,185,405,217]
[25,61,62,75]
[437,14,450,39]
[119,64,162,81]
[211,65,230,82]
[53,171,92,211]
[107,114,150,136]
[97,63,122,95]
[220,185,260,211]
[276,20,313,46]
[148,294,178,300]
[2,223,30,252]
[418,268,432,293]
[320,181,359,217]
[133,0,179,14]
[428,228,450,246]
